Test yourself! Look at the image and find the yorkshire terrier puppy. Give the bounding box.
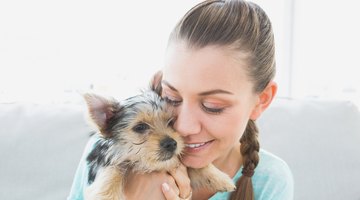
[83,89,235,200]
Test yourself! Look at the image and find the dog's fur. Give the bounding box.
[83,90,235,200]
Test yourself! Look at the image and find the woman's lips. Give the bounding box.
[184,140,214,153]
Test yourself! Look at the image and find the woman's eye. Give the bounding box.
[202,103,225,114]
[163,96,182,106]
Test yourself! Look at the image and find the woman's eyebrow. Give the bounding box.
[161,80,178,92]
[162,80,233,96]
[198,89,233,96]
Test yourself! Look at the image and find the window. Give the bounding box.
[1,0,358,108]
[291,0,360,107]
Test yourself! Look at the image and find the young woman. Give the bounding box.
[68,0,294,199]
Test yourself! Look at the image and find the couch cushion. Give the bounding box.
[258,97,360,200]
[1,97,359,200]
[0,102,91,200]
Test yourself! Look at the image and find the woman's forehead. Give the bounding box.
[163,43,252,91]
[164,45,247,79]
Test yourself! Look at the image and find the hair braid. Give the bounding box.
[230,119,259,200]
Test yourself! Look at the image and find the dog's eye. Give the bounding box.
[132,123,150,134]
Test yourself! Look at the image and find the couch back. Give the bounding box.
[0,97,359,200]
[0,102,91,200]
[258,98,360,200]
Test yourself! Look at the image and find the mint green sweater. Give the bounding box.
[68,135,294,200]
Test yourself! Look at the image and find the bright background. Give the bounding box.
[1,0,359,107]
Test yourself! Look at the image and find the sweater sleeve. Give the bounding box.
[267,161,294,200]
[253,149,294,200]
[67,135,100,200]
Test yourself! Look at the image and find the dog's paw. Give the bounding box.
[210,171,236,192]
[188,164,236,192]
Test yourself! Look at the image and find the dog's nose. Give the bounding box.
[160,137,177,153]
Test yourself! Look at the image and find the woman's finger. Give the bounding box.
[166,175,180,196]
[162,182,180,200]
[168,164,192,199]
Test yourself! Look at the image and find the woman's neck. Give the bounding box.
[213,143,242,178]
[192,143,242,200]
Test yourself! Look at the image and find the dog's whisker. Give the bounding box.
[132,140,146,145]
[135,147,142,155]
[128,146,133,154]
[178,151,185,161]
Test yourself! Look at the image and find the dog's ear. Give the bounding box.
[83,93,121,137]
[149,70,163,96]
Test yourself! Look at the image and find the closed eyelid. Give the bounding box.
[162,89,180,100]
[203,101,224,107]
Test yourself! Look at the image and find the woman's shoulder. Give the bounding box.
[252,149,294,199]
[210,149,294,200]
[256,149,292,175]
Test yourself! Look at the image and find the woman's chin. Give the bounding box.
[182,157,210,169]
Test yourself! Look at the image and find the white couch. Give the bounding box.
[1,97,359,200]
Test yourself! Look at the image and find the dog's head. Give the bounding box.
[84,90,184,172]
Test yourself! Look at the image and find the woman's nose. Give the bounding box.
[173,104,201,136]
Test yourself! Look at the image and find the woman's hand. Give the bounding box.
[124,164,192,200]
[162,164,192,200]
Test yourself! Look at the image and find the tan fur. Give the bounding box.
[83,92,236,200]
[85,166,124,200]
[188,164,236,192]
[85,134,235,199]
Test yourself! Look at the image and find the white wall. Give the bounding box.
[1,0,358,107]
[291,0,360,106]
[0,1,202,102]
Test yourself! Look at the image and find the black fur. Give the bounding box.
[87,139,113,184]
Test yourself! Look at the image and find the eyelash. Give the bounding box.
[163,96,225,114]
[163,96,181,106]
[202,106,224,114]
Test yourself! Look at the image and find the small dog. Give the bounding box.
[83,89,235,200]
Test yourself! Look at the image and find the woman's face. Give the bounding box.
[162,42,260,168]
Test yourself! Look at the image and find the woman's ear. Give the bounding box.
[250,81,277,120]
[149,70,163,95]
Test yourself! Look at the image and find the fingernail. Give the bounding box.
[162,183,170,191]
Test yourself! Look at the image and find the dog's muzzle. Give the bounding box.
[158,136,178,161]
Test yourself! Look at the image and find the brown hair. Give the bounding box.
[168,0,276,199]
